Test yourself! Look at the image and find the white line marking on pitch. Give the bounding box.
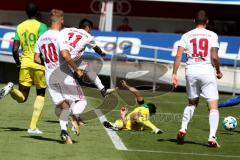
[94,109,128,151]
[127,149,240,158]
[95,109,240,158]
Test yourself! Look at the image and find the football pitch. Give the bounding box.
[0,84,239,160]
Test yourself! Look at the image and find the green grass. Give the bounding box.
[0,84,240,160]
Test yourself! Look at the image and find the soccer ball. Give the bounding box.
[222,116,237,131]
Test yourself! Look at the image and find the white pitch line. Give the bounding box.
[94,109,128,151]
[126,149,240,159]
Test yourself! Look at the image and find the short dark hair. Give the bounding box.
[79,18,93,29]
[147,103,156,115]
[25,2,38,18]
[195,10,208,25]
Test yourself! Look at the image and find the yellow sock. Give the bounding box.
[139,119,157,131]
[10,88,25,103]
[30,96,45,129]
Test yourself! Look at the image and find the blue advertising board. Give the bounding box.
[0,25,240,65]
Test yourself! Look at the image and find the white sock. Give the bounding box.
[59,119,68,131]
[180,105,195,132]
[209,109,219,139]
[94,76,104,90]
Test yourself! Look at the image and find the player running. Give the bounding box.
[60,18,114,97]
[103,80,163,134]
[0,3,47,134]
[34,9,84,144]
[172,10,222,148]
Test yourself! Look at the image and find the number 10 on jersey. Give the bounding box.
[41,43,58,63]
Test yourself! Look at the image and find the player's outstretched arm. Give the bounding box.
[211,47,222,79]
[61,49,83,78]
[121,80,143,102]
[120,106,128,127]
[34,42,44,65]
[172,46,184,88]
[12,40,21,67]
[93,46,106,57]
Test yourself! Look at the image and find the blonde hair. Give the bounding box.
[51,9,64,23]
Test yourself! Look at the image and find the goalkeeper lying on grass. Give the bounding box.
[103,80,163,134]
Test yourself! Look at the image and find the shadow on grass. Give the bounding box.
[232,130,240,133]
[220,130,240,135]
[157,138,209,147]
[21,135,77,144]
[45,120,59,124]
[0,127,27,132]
[45,120,88,126]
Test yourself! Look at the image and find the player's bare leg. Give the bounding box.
[2,82,44,134]
[207,100,220,148]
[177,98,198,144]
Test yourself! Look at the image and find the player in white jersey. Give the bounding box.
[172,10,223,148]
[60,19,114,98]
[34,9,84,144]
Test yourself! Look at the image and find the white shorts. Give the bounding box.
[47,75,85,106]
[70,100,87,115]
[186,74,219,101]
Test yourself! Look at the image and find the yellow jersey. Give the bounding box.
[125,102,153,131]
[14,19,47,70]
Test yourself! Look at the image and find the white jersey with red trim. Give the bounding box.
[35,29,85,104]
[35,29,70,83]
[60,27,96,59]
[178,28,219,74]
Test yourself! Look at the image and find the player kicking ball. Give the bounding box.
[103,80,163,134]
[172,10,222,148]
[60,18,115,98]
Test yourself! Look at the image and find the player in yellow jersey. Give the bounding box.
[103,80,163,134]
[0,3,47,134]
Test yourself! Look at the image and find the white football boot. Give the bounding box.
[27,128,43,134]
[100,88,116,98]
[0,82,13,99]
